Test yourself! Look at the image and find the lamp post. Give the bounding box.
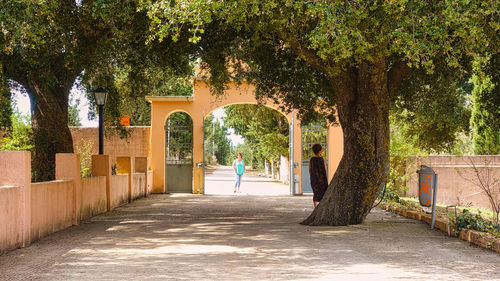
[93,88,108,155]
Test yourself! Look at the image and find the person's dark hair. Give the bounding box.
[236,152,242,158]
[312,143,322,155]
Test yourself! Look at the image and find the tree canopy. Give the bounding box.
[470,54,500,155]
[142,0,499,225]
[0,0,196,180]
[0,0,497,225]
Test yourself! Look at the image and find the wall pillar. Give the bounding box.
[55,153,81,225]
[151,104,166,193]
[0,151,31,247]
[92,155,111,211]
[116,156,133,202]
[192,113,203,194]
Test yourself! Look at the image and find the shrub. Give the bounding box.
[454,209,500,236]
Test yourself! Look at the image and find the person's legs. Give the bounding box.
[236,174,242,192]
[234,174,241,193]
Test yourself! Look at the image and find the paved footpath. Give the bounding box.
[204,166,290,195]
[1,193,500,281]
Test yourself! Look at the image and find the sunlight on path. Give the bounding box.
[204,166,290,195]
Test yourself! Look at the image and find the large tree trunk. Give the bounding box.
[0,64,12,128]
[27,81,74,182]
[302,58,390,225]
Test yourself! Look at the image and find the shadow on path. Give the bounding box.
[1,194,499,280]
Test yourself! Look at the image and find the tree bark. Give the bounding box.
[26,80,74,182]
[302,58,391,225]
[0,63,12,128]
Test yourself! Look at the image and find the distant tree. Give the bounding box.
[110,60,194,126]
[470,54,500,155]
[229,143,255,169]
[391,60,472,153]
[204,114,231,165]
[68,97,82,127]
[165,112,193,161]
[224,104,288,170]
[0,110,33,151]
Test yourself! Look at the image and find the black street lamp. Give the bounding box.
[93,88,108,155]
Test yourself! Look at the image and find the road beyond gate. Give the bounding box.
[1,194,499,280]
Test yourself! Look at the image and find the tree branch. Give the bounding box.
[1,54,29,86]
[278,29,330,75]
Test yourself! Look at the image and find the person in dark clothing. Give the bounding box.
[309,143,328,207]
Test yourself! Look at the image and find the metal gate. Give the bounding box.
[301,122,328,193]
[165,112,193,193]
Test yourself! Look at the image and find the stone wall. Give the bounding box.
[70,126,151,169]
[406,156,500,211]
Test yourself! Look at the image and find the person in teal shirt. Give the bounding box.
[232,152,246,193]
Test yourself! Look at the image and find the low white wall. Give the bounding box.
[0,151,152,254]
[31,180,73,242]
[81,176,107,220]
[110,175,129,210]
[132,173,146,200]
[0,186,23,253]
[147,170,153,195]
[280,155,290,184]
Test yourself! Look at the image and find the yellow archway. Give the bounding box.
[147,79,343,194]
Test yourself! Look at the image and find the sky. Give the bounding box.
[12,88,244,146]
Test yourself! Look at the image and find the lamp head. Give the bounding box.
[93,88,108,106]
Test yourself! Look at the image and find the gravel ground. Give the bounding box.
[1,193,499,281]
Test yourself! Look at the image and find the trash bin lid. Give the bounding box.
[419,165,435,174]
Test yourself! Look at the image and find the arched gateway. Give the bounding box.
[147,79,343,194]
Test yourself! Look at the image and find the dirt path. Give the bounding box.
[1,194,499,281]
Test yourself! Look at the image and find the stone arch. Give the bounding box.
[163,109,193,125]
[147,79,343,194]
